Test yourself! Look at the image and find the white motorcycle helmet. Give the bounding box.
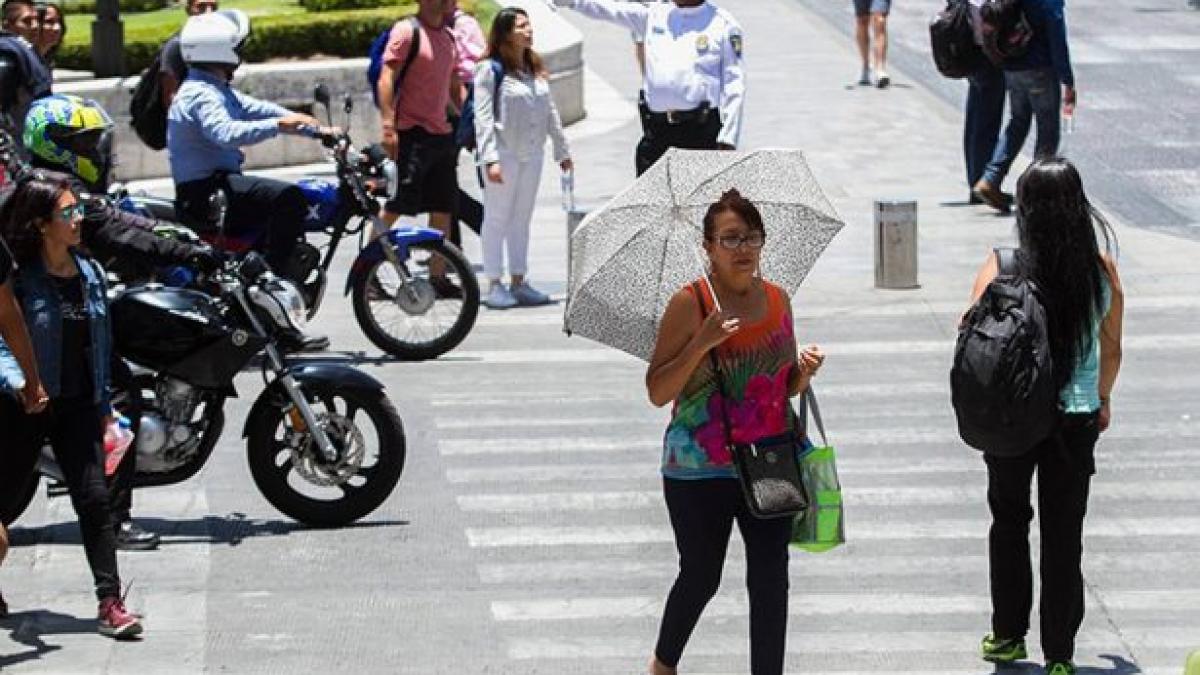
[180,9,251,67]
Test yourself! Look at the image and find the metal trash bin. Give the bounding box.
[874,199,919,289]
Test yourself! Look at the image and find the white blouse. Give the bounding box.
[473,62,570,165]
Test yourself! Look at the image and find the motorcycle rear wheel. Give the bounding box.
[351,240,479,360]
[246,384,405,528]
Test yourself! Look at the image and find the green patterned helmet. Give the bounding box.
[23,94,115,187]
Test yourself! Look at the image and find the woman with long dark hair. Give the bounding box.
[0,173,143,638]
[645,189,824,675]
[473,7,571,309]
[967,158,1123,675]
[33,2,65,67]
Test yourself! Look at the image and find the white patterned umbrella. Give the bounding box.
[564,148,844,361]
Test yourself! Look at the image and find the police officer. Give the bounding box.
[552,0,745,175]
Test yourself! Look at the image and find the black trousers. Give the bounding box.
[0,395,122,601]
[176,173,306,279]
[984,413,1100,661]
[656,478,792,674]
[635,112,723,176]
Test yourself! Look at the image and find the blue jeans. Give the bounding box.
[964,62,1007,188]
[982,68,1062,187]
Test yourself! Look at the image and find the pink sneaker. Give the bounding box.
[98,596,143,639]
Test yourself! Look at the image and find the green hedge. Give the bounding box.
[62,0,169,13]
[58,0,496,74]
[299,0,399,12]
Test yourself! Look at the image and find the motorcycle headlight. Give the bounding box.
[249,276,308,332]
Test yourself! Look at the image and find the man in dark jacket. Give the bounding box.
[973,0,1075,211]
[22,93,224,551]
[0,0,51,145]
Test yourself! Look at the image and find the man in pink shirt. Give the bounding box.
[378,0,464,295]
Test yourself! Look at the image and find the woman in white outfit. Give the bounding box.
[474,7,572,309]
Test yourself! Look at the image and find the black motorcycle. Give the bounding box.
[114,84,481,361]
[3,255,406,528]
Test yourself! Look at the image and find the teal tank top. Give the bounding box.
[1059,275,1112,414]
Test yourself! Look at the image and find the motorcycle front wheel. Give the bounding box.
[246,384,405,528]
[351,240,480,360]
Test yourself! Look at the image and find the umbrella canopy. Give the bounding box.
[564,148,844,361]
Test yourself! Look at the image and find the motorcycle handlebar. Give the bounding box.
[296,124,344,149]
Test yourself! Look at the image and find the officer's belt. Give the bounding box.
[646,103,713,126]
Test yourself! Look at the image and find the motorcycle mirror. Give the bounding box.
[314,83,334,126]
[313,83,332,107]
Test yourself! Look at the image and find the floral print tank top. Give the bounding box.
[662,279,798,480]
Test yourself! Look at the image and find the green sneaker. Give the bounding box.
[1046,662,1076,675]
[980,633,1028,663]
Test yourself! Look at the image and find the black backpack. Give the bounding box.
[978,0,1033,66]
[129,50,168,150]
[951,248,1058,457]
[929,0,987,78]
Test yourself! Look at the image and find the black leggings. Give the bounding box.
[656,478,792,674]
[0,395,121,601]
[984,413,1100,661]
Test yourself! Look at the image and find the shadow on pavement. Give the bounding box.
[8,513,408,548]
[0,609,96,669]
[989,654,1141,674]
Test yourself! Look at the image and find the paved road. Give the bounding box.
[797,0,1200,239]
[2,0,1198,672]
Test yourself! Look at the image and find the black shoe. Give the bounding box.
[0,590,8,618]
[116,521,160,551]
[429,275,464,300]
[279,329,330,353]
[969,190,1013,207]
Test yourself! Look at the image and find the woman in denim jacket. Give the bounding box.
[0,172,143,639]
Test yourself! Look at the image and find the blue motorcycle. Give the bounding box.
[116,85,480,361]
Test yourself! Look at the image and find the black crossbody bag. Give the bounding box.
[693,282,809,519]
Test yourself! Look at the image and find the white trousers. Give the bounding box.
[481,150,544,280]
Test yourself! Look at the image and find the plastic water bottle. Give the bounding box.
[560,168,575,212]
[103,414,134,476]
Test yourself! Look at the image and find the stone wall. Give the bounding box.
[56,1,584,181]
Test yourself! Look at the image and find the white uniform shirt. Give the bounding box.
[564,0,745,148]
[474,64,570,165]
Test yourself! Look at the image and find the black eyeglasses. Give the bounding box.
[714,232,765,250]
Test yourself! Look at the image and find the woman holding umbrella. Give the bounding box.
[645,189,824,675]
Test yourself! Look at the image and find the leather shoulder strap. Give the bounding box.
[994,247,1019,276]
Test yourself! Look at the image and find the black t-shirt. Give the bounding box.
[51,272,93,401]
[0,235,12,286]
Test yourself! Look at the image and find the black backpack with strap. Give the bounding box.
[129,50,168,150]
[929,0,987,79]
[951,248,1058,457]
[978,0,1034,66]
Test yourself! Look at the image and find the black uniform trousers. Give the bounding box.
[984,412,1101,662]
[635,106,723,177]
